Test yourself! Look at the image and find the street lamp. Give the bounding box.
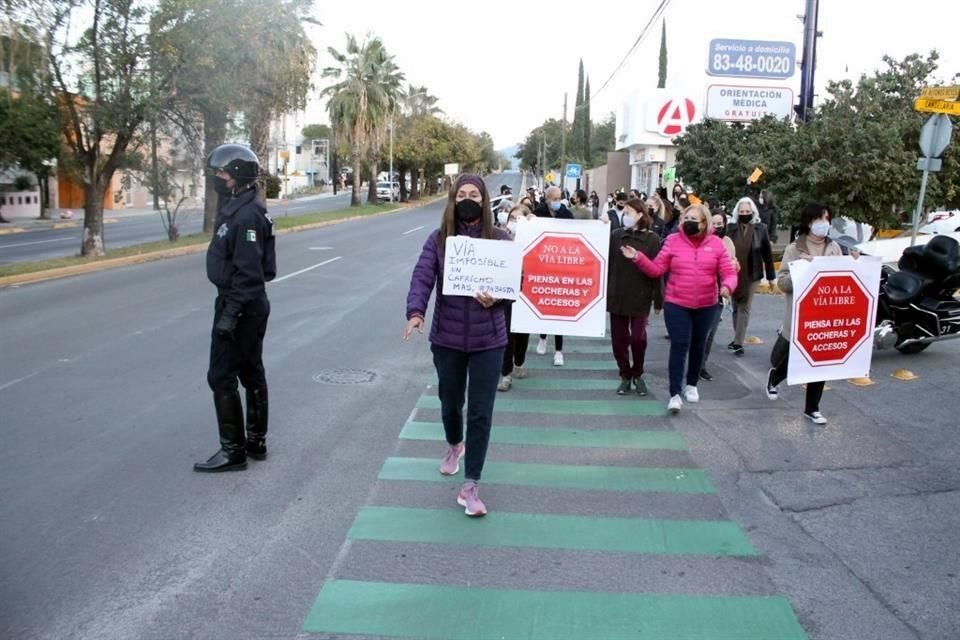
[389,118,395,203]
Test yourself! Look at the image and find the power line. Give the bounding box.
[590,0,674,102]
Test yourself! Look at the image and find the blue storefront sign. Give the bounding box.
[707,39,796,80]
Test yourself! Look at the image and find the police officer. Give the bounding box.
[194,144,276,473]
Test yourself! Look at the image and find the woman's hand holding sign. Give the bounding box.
[474,291,498,308]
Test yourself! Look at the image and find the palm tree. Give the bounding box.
[321,35,404,207]
[402,84,442,117]
[363,50,404,204]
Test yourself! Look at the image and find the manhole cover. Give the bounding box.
[313,369,377,385]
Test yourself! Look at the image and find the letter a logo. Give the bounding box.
[656,98,697,136]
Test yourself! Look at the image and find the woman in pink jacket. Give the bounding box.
[621,204,738,414]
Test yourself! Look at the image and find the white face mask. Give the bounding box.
[497,210,509,226]
[811,220,831,238]
[621,213,637,229]
[507,221,517,234]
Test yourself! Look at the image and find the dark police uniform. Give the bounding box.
[196,185,276,471]
[206,187,276,392]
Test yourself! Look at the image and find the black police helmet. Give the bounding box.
[206,144,260,184]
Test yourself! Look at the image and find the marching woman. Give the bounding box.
[403,174,510,516]
[620,204,737,414]
[607,198,663,396]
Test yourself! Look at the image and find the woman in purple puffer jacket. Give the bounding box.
[402,174,511,517]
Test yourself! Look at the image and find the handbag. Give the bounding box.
[770,334,790,368]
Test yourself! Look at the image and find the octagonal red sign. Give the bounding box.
[794,271,874,366]
[520,232,605,321]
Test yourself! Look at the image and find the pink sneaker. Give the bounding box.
[439,442,465,476]
[457,481,487,517]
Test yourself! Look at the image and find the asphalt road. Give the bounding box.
[0,190,368,265]
[2,171,958,639]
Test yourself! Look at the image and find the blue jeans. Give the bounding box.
[663,302,719,397]
[431,345,504,481]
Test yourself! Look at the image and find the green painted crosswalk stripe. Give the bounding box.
[379,457,714,493]
[304,580,809,639]
[400,421,686,450]
[510,377,655,392]
[430,376,625,391]
[554,344,615,354]
[417,395,664,417]
[349,506,755,556]
[521,358,615,370]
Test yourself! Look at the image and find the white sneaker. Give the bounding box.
[683,385,700,403]
[536,338,547,355]
[514,366,526,379]
[497,375,512,392]
[765,369,779,400]
[553,352,564,367]
[804,411,827,425]
[668,395,683,414]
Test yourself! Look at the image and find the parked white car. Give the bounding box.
[919,209,960,235]
[853,230,960,265]
[376,181,400,201]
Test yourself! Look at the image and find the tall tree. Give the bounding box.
[571,59,585,163]
[657,19,667,89]
[402,84,442,116]
[0,89,60,222]
[590,114,616,168]
[47,0,176,256]
[239,0,316,183]
[302,124,332,140]
[152,0,316,231]
[322,35,404,207]
[516,119,569,171]
[361,44,403,204]
[584,77,592,167]
[672,50,957,229]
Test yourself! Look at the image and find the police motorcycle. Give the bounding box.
[841,234,960,354]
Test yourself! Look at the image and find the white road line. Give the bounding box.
[402,225,425,235]
[0,372,40,393]
[308,246,334,251]
[0,237,75,249]
[272,256,342,283]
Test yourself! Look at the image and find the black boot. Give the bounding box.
[245,386,268,460]
[194,389,247,472]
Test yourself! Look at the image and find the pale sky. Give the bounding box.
[300,0,959,149]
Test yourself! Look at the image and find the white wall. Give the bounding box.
[0,191,41,218]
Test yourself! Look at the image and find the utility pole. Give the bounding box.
[796,0,820,121]
[389,118,394,202]
[149,52,160,211]
[540,130,546,190]
[560,92,568,191]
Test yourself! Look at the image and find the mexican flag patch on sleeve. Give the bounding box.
[246,230,257,242]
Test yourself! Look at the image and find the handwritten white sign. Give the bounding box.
[442,236,521,300]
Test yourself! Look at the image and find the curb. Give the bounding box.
[0,201,438,288]
[0,227,27,235]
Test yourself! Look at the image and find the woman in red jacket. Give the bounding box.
[621,204,738,414]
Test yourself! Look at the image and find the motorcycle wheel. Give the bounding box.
[895,340,931,354]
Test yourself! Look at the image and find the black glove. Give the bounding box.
[214,313,238,341]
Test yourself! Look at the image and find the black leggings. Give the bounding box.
[538,334,564,351]
[770,336,825,413]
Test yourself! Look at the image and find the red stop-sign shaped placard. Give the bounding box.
[794,272,873,366]
[520,232,604,321]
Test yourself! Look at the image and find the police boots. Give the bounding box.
[245,386,268,460]
[193,389,247,472]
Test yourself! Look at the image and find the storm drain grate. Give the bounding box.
[313,369,378,385]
